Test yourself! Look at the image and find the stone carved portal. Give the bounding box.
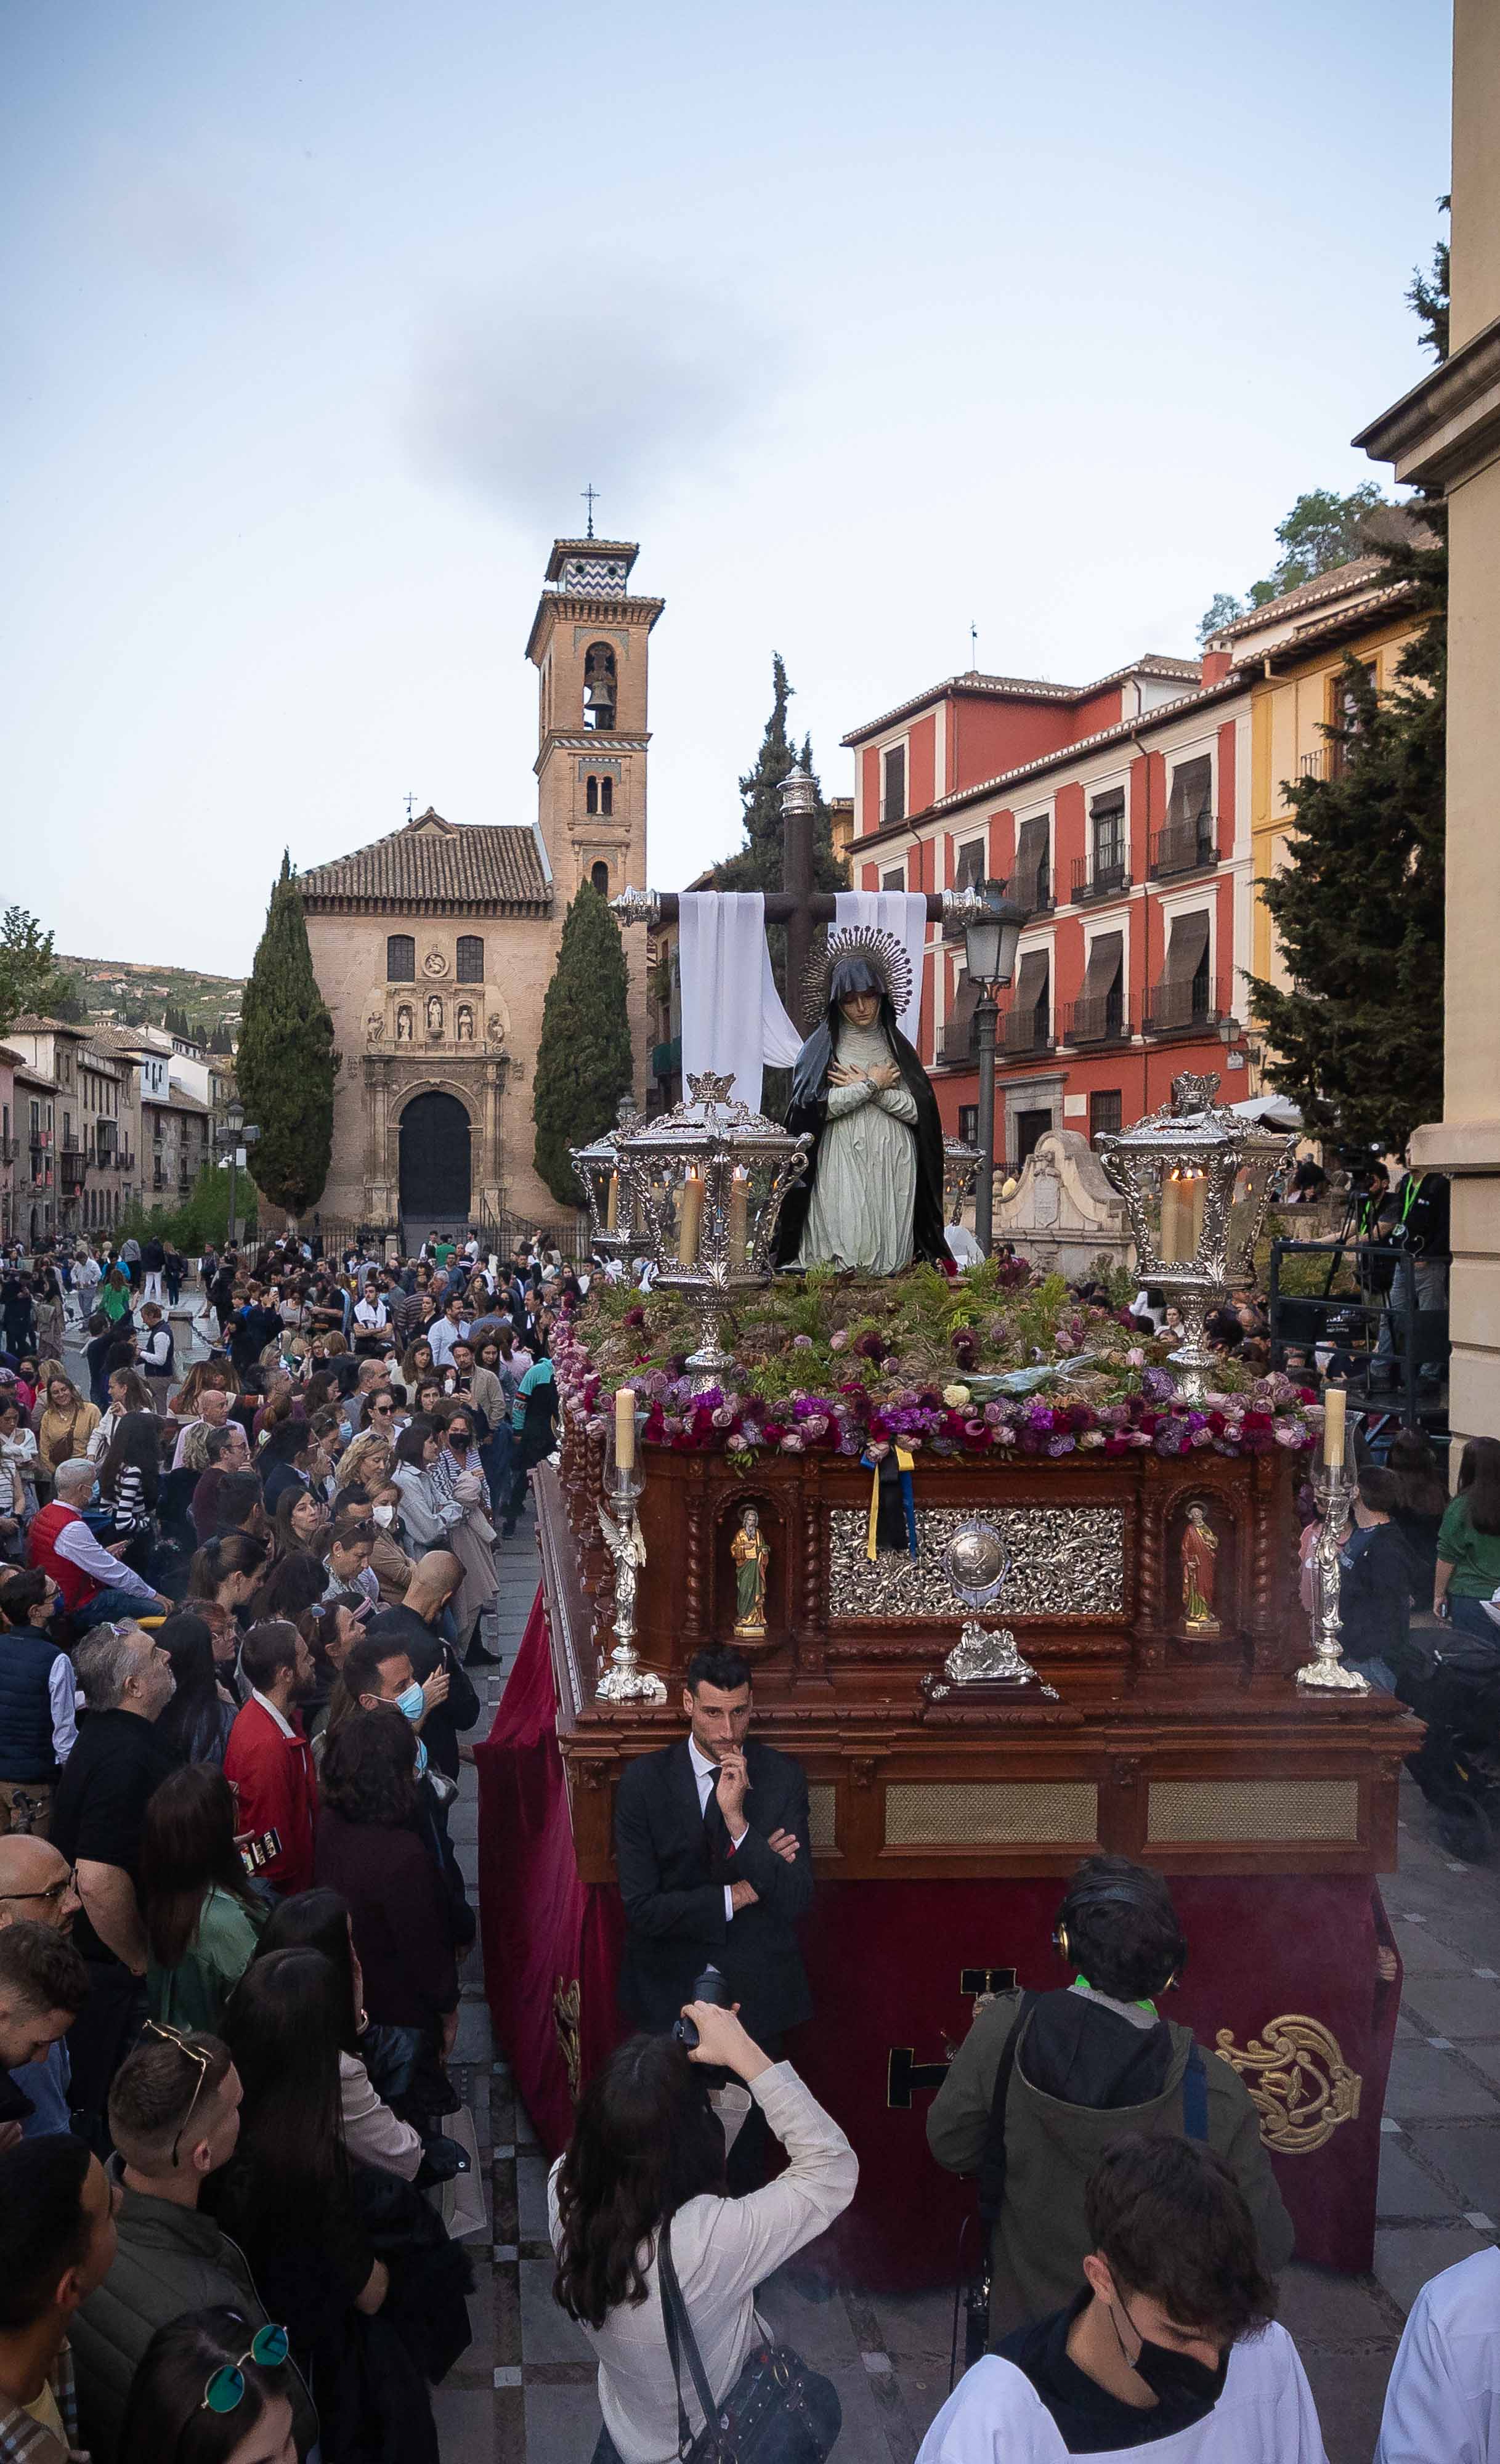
[399,1089,471,1221]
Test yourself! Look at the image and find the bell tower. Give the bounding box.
[527,526,662,1101]
[526,531,663,909]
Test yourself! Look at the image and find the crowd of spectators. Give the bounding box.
[0,1220,574,2461]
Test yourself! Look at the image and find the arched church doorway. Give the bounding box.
[399,1092,472,1230]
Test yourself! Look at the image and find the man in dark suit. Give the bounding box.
[614,1644,814,2187]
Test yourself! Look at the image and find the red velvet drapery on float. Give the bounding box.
[477,1588,1403,2288]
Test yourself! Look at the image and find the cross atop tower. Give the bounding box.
[581,482,599,539]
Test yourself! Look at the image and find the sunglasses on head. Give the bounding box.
[201,2322,290,2415]
[141,2020,213,2166]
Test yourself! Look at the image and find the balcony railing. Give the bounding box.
[1002,1007,1056,1057]
[1143,973,1229,1038]
[1064,996,1132,1047]
[1071,855,1131,903]
[0,1138,15,1164]
[1148,820,1220,879]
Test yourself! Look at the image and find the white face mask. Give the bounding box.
[373,1504,395,1528]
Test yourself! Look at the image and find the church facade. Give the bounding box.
[298,533,661,1237]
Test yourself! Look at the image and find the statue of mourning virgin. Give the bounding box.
[774,928,947,1273]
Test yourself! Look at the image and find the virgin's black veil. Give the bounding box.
[774,954,946,1266]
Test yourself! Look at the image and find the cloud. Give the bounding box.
[406,271,783,522]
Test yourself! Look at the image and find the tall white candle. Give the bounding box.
[1323,1383,1346,1470]
[615,1384,636,1470]
[678,1172,704,1266]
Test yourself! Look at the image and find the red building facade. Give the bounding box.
[841,650,1254,1166]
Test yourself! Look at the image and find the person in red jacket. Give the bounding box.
[222,1620,319,1895]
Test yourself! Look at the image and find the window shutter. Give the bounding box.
[1081,931,1124,998]
[1013,948,1049,1011]
[1161,910,1210,984]
[1166,758,1212,829]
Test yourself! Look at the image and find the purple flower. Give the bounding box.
[1141,1366,1176,1402]
[1189,1425,1213,1447]
[829,1329,849,1351]
[792,1334,814,1350]
[1047,1433,1076,1456]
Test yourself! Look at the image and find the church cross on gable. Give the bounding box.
[294,529,661,1241]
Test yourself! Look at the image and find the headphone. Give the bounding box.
[1052,1876,1188,1996]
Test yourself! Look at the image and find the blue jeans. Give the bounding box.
[1446,1597,1500,1642]
[74,1587,159,1633]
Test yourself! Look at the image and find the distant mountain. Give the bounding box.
[59,954,245,1045]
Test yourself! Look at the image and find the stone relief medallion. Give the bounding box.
[422,949,449,978]
[365,1011,385,1042]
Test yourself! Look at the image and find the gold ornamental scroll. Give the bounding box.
[1214,2014,1361,2155]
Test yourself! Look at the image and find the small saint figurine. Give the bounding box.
[774,928,946,1272]
[1182,1502,1221,1635]
[426,994,444,1037]
[730,1505,770,1637]
[456,1003,474,1042]
[396,1006,413,1042]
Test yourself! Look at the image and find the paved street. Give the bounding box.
[441,1533,1500,2464]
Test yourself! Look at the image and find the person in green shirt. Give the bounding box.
[1433,1437,1500,1641]
[140,1765,266,2033]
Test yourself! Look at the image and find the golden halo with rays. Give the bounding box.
[800,926,914,1030]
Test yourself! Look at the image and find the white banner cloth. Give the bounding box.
[678,892,803,1112]
[833,891,928,1039]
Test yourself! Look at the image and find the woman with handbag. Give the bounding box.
[34,1369,100,1497]
[426,1401,498,1651]
[550,2001,857,2464]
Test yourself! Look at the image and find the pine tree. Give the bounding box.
[532,880,634,1207]
[1197,483,1391,643]
[1245,217,1448,1157]
[713,655,846,1000]
[236,853,340,1220]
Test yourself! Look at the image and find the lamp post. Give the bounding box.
[963,885,1026,1257]
[219,1098,259,1249]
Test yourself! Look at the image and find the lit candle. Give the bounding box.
[728,1168,748,1268]
[605,1170,619,1231]
[678,1170,704,1266]
[1186,1170,1206,1257]
[615,1384,636,1470]
[1161,1172,1189,1262]
[1323,1383,1346,1470]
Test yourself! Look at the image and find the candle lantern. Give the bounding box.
[570,1095,652,1270]
[1096,1071,1294,1400]
[942,1134,984,1228]
[615,1071,812,1392]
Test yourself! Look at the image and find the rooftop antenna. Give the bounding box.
[582,482,599,540]
[970,621,978,674]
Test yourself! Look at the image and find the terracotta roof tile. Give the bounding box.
[300,810,551,912]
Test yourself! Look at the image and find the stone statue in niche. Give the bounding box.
[426,994,444,1038]
[395,1007,413,1043]
[730,1506,770,1637]
[1181,1502,1222,1636]
[456,1004,475,1042]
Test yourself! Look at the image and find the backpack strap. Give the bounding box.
[976,1990,1039,2228]
[1182,2043,1209,2141]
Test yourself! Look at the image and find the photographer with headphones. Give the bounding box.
[927,1857,1292,2346]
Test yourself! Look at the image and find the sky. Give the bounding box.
[3,0,1453,978]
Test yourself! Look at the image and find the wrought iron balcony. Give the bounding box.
[1148,821,1220,879]
[1142,975,1229,1039]
[1002,867,1054,920]
[1001,1008,1056,1057]
[1071,857,1132,904]
[60,1147,87,1193]
[1063,997,1132,1047]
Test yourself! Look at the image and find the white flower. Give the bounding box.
[943,1384,971,1408]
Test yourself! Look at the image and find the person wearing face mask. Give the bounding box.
[363,1553,479,1785]
[916,2134,1325,2463]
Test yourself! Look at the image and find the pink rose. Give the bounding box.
[780,1432,805,1453]
[829,1329,849,1351]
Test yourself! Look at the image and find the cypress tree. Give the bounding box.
[236,853,340,1220]
[532,880,634,1207]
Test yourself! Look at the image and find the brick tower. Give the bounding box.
[526,533,663,1092]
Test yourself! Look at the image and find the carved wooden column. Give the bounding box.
[1130,1459,1165,1671]
[798,1457,828,1677]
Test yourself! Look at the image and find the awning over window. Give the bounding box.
[1013,947,1050,1013]
[1161,910,1210,984]
[1166,757,1212,829]
[1013,817,1048,886]
[1081,930,1124,998]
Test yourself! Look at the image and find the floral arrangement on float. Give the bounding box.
[553,1255,1322,1466]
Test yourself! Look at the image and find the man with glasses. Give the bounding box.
[70,2025,318,2464]
[0,1840,81,2140]
[47,1627,176,2149]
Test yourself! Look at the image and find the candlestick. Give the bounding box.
[728,1168,748,1268]
[678,1171,704,1266]
[614,1384,635,1470]
[1322,1383,1346,1469]
[606,1171,619,1231]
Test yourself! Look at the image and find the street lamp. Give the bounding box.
[963,884,1026,1256]
[218,1098,257,1249]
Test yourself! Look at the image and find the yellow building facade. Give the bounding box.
[1207,562,1422,993]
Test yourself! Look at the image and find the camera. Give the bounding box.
[673,1965,732,2049]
